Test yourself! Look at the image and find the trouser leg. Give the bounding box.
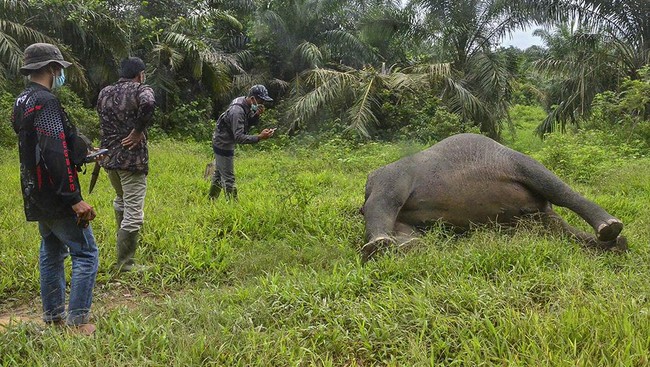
[115,208,124,230]
[108,170,146,233]
[65,224,99,325]
[38,221,68,324]
[215,154,236,201]
[106,169,147,269]
[39,218,99,326]
[209,160,223,199]
[225,187,238,201]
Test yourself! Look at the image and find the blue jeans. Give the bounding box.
[38,217,99,326]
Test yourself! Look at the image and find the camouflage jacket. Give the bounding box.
[97,79,155,173]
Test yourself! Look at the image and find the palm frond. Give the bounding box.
[257,10,293,51]
[442,76,492,128]
[346,76,380,138]
[323,30,377,65]
[293,42,323,69]
[0,31,21,72]
[286,68,358,127]
[387,71,429,93]
[0,19,52,45]
[160,32,200,74]
[402,62,452,79]
[152,43,185,71]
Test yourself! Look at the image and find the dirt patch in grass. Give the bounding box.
[0,280,153,332]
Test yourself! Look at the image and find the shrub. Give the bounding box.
[533,130,644,183]
[0,92,16,148]
[54,87,101,142]
[153,98,214,142]
[378,89,472,144]
[396,106,475,144]
[585,65,650,152]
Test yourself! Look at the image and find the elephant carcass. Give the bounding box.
[361,133,627,261]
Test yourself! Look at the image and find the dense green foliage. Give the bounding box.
[1,0,647,140]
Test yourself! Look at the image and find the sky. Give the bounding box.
[500,28,545,49]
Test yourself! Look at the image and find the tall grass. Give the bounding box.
[1,132,649,366]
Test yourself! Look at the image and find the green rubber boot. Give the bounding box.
[114,229,139,272]
[225,187,238,202]
[208,182,222,200]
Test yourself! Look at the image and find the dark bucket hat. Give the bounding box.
[20,43,71,75]
[248,84,273,102]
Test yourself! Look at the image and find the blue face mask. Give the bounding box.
[251,103,259,112]
[52,69,65,89]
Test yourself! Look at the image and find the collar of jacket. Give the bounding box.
[27,81,51,92]
[117,78,141,84]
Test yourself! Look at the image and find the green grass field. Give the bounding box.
[1,122,649,366]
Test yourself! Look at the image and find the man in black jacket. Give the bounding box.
[209,84,275,200]
[11,43,99,335]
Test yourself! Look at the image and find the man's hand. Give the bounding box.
[254,104,265,117]
[258,128,275,140]
[121,129,145,150]
[72,200,96,227]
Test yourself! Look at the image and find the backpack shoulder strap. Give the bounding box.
[217,102,248,128]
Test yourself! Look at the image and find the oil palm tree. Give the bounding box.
[406,0,527,138]
[142,8,248,121]
[0,0,68,87]
[253,0,377,82]
[524,0,650,134]
[285,63,452,138]
[279,0,517,139]
[0,0,127,96]
[533,25,619,134]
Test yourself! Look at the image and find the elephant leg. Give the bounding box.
[360,237,395,263]
[360,219,421,263]
[361,189,411,262]
[362,180,412,240]
[393,221,420,251]
[539,206,627,251]
[516,155,623,241]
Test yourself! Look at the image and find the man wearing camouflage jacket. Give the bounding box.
[97,57,155,272]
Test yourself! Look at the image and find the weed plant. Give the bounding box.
[0,131,649,366]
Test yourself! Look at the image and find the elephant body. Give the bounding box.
[361,133,626,261]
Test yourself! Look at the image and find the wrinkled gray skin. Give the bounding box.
[361,133,627,262]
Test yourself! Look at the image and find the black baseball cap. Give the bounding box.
[248,84,273,102]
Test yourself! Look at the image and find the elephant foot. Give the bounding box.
[585,235,628,252]
[360,236,395,263]
[395,236,422,255]
[597,219,623,242]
